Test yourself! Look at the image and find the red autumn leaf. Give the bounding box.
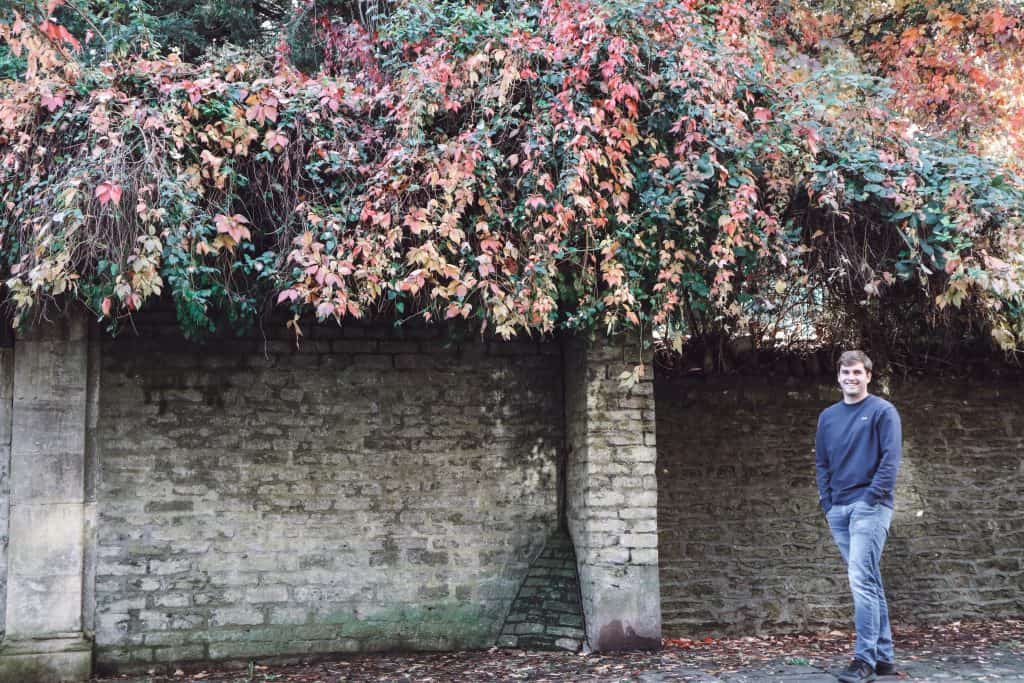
[404,209,431,235]
[985,8,1016,35]
[40,89,66,112]
[245,95,279,125]
[180,81,203,105]
[277,289,300,304]
[264,129,289,153]
[214,214,252,243]
[479,238,502,253]
[94,182,123,206]
[39,20,81,51]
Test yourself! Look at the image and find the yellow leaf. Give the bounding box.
[992,327,1016,351]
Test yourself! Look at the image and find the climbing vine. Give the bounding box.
[1,0,1022,360]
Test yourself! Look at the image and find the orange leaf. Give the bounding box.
[39,20,81,51]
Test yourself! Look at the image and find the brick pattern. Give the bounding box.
[497,528,585,651]
[93,321,562,670]
[656,372,1024,637]
[565,336,661,650]
[566,338,659,570]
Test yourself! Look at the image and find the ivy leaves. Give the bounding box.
[0,0,1022,357]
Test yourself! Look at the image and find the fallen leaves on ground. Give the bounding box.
[91,618,1024,682]
[662,618,1024,673]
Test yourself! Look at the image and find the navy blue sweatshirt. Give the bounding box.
[815,394,902,511]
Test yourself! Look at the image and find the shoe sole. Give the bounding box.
[837,673,876,683]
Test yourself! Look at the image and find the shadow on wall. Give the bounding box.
[654,370,1024,637]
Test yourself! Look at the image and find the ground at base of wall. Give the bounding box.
[91,619,1024,682]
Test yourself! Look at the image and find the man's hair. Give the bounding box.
[838,350,873,373]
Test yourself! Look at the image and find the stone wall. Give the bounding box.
[93,320,563,670]
[656,371,1024,637]
[4,312,1021,676]
[0,348,12,638]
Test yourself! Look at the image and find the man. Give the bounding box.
[815,350,902,683]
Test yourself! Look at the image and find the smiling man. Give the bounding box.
[815,350,903,683]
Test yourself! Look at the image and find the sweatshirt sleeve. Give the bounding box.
[867,404,902,504]
[814,412,832,511]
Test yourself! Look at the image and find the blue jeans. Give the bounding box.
[826,500,894,668]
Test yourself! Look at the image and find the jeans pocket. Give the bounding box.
[825,504,845,525]
[854,499,878,512]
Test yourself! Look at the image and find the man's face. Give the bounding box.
[838,362,871,402]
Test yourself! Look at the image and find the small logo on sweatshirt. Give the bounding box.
[861,416,869,421]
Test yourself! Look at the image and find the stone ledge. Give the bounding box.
[0,637,93,683]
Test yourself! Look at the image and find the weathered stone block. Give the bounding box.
[148,557,191,575]
[9,410,86,504]
[593,547,631,564]
[619,533,658,549]
[579,564,661,650]
[0,638,92,683]
[618,507,657,520]
[207,641,277,660]
[246,585,290,603]
[626,519,657,533]
[624,491,658,507]
[5,572,83,638]
[629,549,658,565]
[496,635,518,647]
[589,490,625,507]
[209,607,264,627]
[8,504,84,578]
[554,637,581,651]
[546,625,585,638]
[151,645,207,663]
